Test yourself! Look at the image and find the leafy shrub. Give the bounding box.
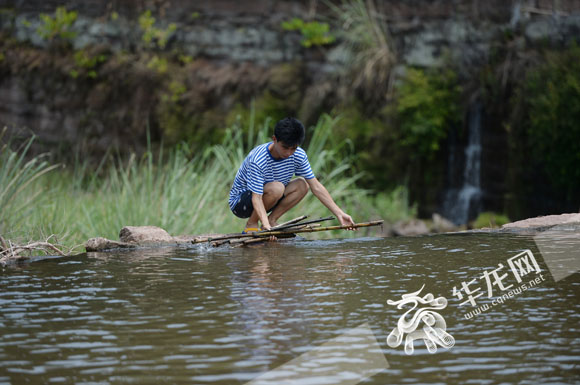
[281,18,335,47]
[519,44,580,199]
[37,6,77,42]
[472,212,510,228]
[162,81,186,103]
[138,10,177,50]
[70,49,107,79]
[147,55,168,73]
[396,68,462,160]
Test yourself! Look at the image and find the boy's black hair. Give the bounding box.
[274,117,305,146]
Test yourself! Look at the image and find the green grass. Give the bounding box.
[0,129,61,239]
[472,212,510,229]
[1,115,415,251]
[325,0,395,98]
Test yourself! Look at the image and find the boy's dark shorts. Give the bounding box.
[231,190,284,219]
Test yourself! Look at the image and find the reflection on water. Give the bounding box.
[1,234,579,384]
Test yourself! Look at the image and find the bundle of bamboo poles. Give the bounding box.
[192,215,384,247]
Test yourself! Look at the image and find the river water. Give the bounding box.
[1,233,579,384]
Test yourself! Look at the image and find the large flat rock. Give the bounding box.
[119,226,175,244]
[502,213,580,230]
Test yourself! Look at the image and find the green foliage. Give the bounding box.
[157,78,189,144]
[366,187,416,223]
[70,49,107,79]
[281,18,335,48]
[157,80,213,148]
[147,55,168,73]
[138,10,155,38]
[178,54,193,65]
[519,44,580,198]
[331,104,403,188]
[138,10,177,50]
[472,211,510,228]
[37,6,77,42]
[162,81,186,103]
[226,93,290,137]
[396,68,462,159]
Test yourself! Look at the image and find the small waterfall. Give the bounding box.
[442,102,483,225]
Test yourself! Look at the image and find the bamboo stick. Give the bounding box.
[248,220,383,237]
[210,220,384,247]
[271,215,308,229]
[233,223,324,247]
[220,223,322,247]
[201,216,335,243]
[234,237,269,247]
[269,215,334,232]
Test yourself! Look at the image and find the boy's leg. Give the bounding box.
[245,182,285,229]
[268,177,309,227]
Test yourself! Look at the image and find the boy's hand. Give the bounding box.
[338,212,356,230]
[260,224,277,241]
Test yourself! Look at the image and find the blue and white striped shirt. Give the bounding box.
[229,142,315,210]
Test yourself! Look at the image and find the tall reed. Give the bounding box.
[0,129,60,239]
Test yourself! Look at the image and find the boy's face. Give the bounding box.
[271,136,298,159]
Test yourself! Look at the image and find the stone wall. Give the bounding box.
[2,0,579,67]
[1,0,579,147]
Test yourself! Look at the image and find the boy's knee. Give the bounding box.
[296,177,309,194]
[264,181,285,198]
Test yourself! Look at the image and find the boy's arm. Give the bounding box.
[251,193,271,230]
[306,178,355,229]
